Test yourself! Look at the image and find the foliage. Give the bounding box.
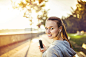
[37,9,49,27]
[62,0,86,33]
[11,0,49,27]
[73,0,86,31]
[62,15,80,33]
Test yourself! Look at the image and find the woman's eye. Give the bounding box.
[45,28,48,30]
[50,28,53,30]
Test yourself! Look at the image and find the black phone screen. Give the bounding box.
[39,40,43,48]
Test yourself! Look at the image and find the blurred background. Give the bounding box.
[0,0,86,57]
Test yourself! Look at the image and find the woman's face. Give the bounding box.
[45,20,59,39]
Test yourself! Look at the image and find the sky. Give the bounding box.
[0,0,78,29]
[45,0,77,18]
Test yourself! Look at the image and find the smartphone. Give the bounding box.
[39,39,44,50]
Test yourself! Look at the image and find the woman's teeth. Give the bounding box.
[48,35,52,37]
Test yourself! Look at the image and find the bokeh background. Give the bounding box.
[0,0,86,57]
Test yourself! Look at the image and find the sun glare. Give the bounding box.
[0,0,39,29]
[0,6,30,29]
[0,0,78,29]
[82,0,86,1]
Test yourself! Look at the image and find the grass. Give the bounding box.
[67,33,86,53]
[68,33,86,46]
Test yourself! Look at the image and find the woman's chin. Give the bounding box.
[48,37,53,39]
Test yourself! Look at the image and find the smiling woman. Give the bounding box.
[39,16,76,57]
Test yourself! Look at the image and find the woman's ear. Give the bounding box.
[59,29,61,32]
[59,26,62,32]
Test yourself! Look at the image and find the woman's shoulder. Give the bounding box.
[47,44,61,54]
[43,40,76,57]
[45,45,63,57]
[51,40,76,57]
[52,40,70,47]
[48,40,66,51]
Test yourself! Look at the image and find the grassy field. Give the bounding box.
[67,33,86,53]
[68,33,86,46]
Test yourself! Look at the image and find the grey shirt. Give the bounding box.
[42,40,76,57]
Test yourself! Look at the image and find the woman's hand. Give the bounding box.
[39,44,46,53]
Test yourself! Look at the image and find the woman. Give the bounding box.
[39,16,76,57]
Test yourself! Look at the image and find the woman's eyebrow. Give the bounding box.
[50,26,53,27]
[45,26,54,28]
[49,26,54,27]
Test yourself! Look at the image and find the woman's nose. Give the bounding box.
[47,29,51,34]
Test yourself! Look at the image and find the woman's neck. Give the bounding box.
[53,36,63,41]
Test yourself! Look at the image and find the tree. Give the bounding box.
[37,9,49,26]
[10,0,49,28]
[76,0,86,31]
[62,15,79,33]
[63,0,86,33]
[73,0,86,19]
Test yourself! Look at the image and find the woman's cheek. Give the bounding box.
[53,30,59,35]
[45,30,47,34]
[51,29,57,33]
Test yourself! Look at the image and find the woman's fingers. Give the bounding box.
[40,50,44,52]
[38,44,47,53]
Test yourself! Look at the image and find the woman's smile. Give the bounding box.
[48,34,52,37]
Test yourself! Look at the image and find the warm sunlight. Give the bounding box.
[0,0,39,29]
[0,0,78,29]
[45,0,77,18]
[0,7,30,29]
[82,0,86,1]
[31,9,39,28]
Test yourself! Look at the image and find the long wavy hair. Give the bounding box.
[47,16,72,48]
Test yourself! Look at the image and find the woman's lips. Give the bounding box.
[48,35,52,37]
